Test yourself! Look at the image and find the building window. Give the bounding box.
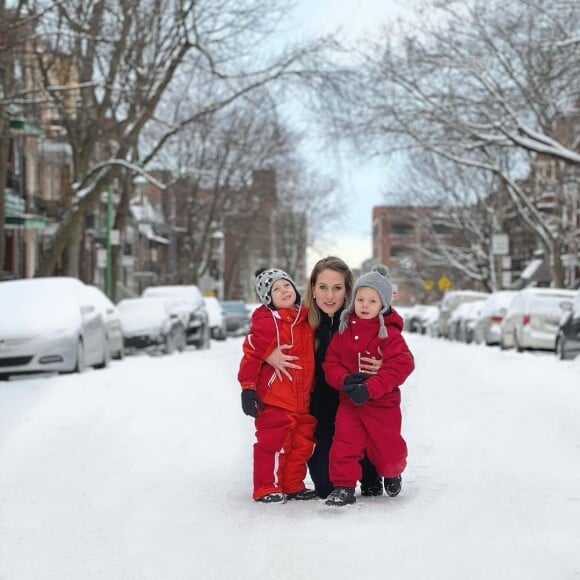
[391,223,414,234]
[391,246,408,257]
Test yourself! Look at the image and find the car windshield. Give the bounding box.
[0,279,83,333]
[118,299,167,330]
[223,302,247,313]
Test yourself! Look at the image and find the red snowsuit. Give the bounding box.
[238,304,316,499]
[323,308,414,487]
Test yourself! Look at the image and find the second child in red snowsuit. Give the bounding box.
[238,268,316,504]
[323,265,414,506]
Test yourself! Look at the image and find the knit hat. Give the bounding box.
[339,265,393,338]
[255,268,301,309]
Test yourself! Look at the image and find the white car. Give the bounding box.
[448,299,486,343]
[437,290,490,338]
[473,290,518,346]
[84,285,124,360]
[0,277,109,377]
[118,297,186,354]
[142,285,210,349]
[203,296,227,340]
[500,288,576,351]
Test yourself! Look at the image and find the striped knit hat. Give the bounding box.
[339,265,393,338]
[255,268,301,310]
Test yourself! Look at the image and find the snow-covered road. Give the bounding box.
[1,335,579,580]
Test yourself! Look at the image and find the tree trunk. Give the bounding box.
[65,211,85,278]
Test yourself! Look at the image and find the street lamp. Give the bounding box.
[210,228,225,300]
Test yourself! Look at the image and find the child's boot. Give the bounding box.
[384,475,402,497]
[360,476,383,496]
[325,486,356,506]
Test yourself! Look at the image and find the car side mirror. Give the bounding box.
[560,301,573,312]
[80,305,95,315]
[498,307,507,317]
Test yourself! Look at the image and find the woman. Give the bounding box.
[267,256,383,499]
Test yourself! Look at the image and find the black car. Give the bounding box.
[118,297,186,355]
[555,290,580,360]
[222,300,250,336]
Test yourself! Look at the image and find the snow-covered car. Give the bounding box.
[222,300,250,336]
[404,304,440,334]
[84,285,124,360]
[473,290,518,346]
[0,277,109,378]
[500,288,576,351]
[555,289,580,360]
[437,290,490,339]
[448,299,486,343]
[142,285,210,349]
[203,296,227,340]
[117,297,186,354]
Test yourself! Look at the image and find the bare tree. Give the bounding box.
[24,0,336,277]
[318,0,580,286]
[0,0,30,278]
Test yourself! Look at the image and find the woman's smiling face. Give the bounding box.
[313,268,347,316]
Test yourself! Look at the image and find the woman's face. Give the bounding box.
[313,268,347,316]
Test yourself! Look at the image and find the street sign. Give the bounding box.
[438,276,452,292]
[492,234,509,255]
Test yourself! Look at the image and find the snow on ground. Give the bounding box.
[1,335,579,580]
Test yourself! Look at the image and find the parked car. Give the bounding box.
[437,290,490,338]
[404,304,440,334]
[222,300,251,336]
[448,299,486,343]
[0,277,109,378]
[500,288,576,351]
[142,285,210,349]
[555,289,580,360]
[473,290,518,346]
[117,297,186,354]
[84,285,124,360]
[203,296,227,340]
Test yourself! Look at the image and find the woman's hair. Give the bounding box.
[306,256,355,329]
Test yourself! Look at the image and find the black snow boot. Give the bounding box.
[287,488,317,500]
[325,486,356,507]
[255,492,287,504]
[360,476,384,497]
[384,475,402,497]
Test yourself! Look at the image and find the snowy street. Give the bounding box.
[1,334,579,580]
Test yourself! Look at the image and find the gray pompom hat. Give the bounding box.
[339,265,393,338]
[255,268,301,309]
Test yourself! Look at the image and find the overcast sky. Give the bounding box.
[282,0,420,271]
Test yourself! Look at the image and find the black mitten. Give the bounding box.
[344,372,367,386]
[343,382,369,405]
[241,389,263,418]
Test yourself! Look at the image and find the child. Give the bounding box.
[322,265,414,506]
[238,268,317,503]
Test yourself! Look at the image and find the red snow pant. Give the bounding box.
[252,404,317,500]
[329,398,407,488]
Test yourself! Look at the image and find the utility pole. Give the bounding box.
[105,186,112,297]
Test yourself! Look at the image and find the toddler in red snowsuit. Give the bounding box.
[323,265,414,506]
[238,268,316,504]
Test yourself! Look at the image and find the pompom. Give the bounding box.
[372,264,390,278]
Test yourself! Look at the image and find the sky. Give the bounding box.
[284,0,422,271]
[1,329,579,579]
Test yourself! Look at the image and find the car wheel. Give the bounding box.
[164,334,175,355]
[556,334,572,360]
[196,324,211,350]
[75,340,85,373]
[514,331,523,353]
[95,340,111,369]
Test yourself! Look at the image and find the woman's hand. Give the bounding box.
[265,345,301,380]
[358,346,383,375]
